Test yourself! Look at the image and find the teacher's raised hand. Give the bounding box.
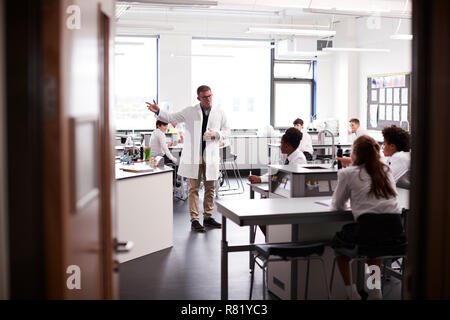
[146,99,160,114]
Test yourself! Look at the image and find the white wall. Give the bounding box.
[357,17,412,140]
[0,0,9,300]
[316,17,411,142]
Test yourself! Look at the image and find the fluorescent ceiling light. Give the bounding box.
[279,51,327,57]
[116,24,175,31]
[335,7,391,13]
[202,43,274,49]
[390,34,413,40]
[247,27,336,37]
[171,53,234,58]
[118,0,218,8]
[116,41,145,45]
[245,23,331,30]
[323,47,390,53]
[303,8,411,19]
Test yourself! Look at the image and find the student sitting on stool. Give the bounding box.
[331,135,402,300]
[248,127,306,184]
[248,127,307,236]
[293,118,314,161]
[150,120,178,165]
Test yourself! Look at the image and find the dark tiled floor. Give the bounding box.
[119,178,402,300]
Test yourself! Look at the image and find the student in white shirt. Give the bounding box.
[382,125,411,188]
[150,120,178,164]
[337,125,411,187]
[348,118,367,143]
[331,135,402,300]
[293,118,314,161]
[248,127,306,184]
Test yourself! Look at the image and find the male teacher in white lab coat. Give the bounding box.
[146,85,230,232]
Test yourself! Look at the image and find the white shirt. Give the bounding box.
[261,149,307,183]
[299,130,314,155]
[331,165,402,220]
[385,151,410,186]
[149,128,175,161]
[350,127,368,143]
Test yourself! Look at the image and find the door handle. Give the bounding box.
[114,239,134,253]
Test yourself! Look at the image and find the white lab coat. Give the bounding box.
[157,104,230,181]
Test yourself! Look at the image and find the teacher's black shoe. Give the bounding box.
[191,220,206,233]
[204,217,222,229]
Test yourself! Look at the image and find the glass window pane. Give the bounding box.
[274,62,312,79]
[192,39,271,130]
[114,36,157,130]
[274,82,312,128]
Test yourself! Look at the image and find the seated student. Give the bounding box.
[348,118,367,143]
[381,125,410,188]
[293,118,314,161]
[248,127,306,184]
[331,135,402,300]
[337,126,411,187]
[150,120,178,165]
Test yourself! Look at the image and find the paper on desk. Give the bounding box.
[315,198,351,210]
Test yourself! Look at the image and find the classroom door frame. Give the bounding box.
[406,0,450,299]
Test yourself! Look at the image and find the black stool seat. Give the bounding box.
[336,242,407,259]
[255,241,326,260]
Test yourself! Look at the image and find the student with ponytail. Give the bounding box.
[331,135,402,300]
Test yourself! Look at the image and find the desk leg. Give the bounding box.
[291,224,299,300]
[249,226,256,271]
[221,216,228,300]
[249,188,255,271]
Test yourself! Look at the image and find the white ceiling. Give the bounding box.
[116,0,412,38]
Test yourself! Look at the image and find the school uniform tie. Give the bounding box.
[284,158,290,165]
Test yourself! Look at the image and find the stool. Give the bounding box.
[218,145,244,195]
[250,241,330,300]
[329,211,408,299]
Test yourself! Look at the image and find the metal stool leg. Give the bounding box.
[348,259,354,300]
[262,265,267,300]
[319,257,331,299]
[233,159,244,193]
[305,258,311,300]
[249,264,255,300]
[330,257,337,293]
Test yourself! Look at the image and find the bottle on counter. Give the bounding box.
[124,135,134,156]
[337,147,343,169]
[143,134,151,161]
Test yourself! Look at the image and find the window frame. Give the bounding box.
[270,57,315,129]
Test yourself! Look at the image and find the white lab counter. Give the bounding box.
[116,164,174,263]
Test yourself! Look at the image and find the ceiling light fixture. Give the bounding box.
[118,0,218,8]
[323,47,390,53]
[171,53,234,58]
[246,27,336,37]
[390,34,413,40]
[303,8,411,19]
[202,43,275,49]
